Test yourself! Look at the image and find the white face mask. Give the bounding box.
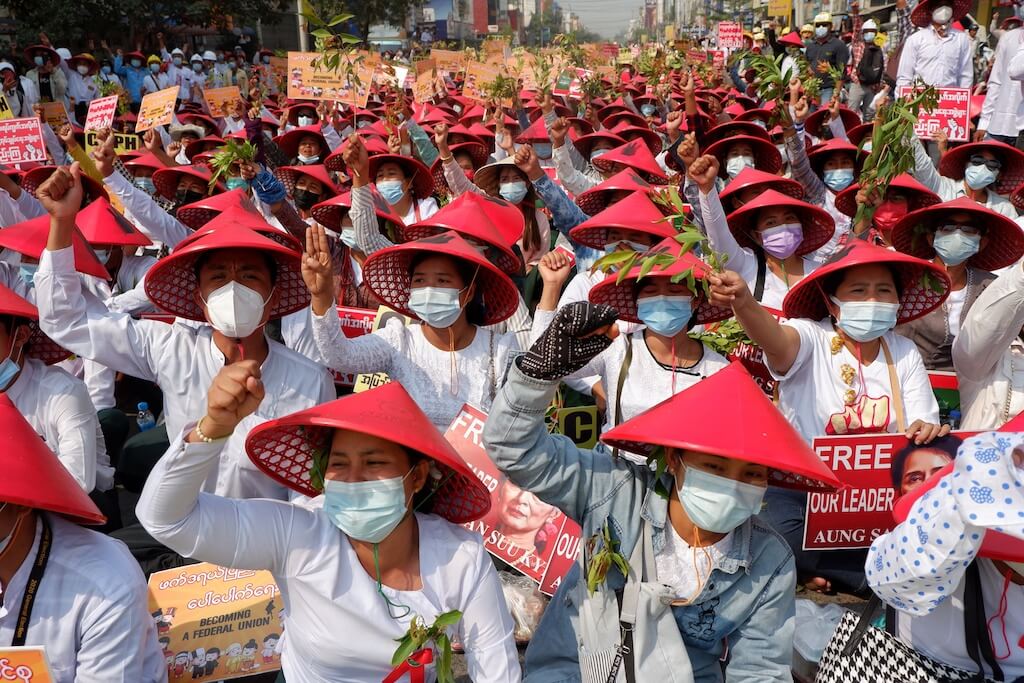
[202,281,272,339]
[932,5,953,24]
[726,155,755,178]
[297,115,315,127]
[76,64,90,76]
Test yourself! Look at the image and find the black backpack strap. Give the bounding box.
[963,561,1004,682]
[841,594,883,657]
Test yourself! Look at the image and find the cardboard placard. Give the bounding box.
[148,562,283,681]
[353,372,391,392]
[39,101,70,133]
[803,431,980,550]
[84,130,141,156]
[84,95,118,131]
[135,86,179,133]
[0,94,16,120]
[430,49,468,75]
[413,62,438,104]
[0,647,55,682]
[446,405,582,596]
[202,87,242,119]
[896,86,971,142]
[718,21,744,49]
[0,118,47,164]
[708,50,726,69]
[554,405,599,449]
[286,51,372,107]
[552,68,591,100]
[461,62,500,103]
[617,47,633,65]
[768,0,792,16]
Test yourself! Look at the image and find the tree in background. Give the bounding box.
[305,0,425,42]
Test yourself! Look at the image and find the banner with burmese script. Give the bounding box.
[147,563,283,681]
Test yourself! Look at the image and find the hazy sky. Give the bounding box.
[566,0,646,38]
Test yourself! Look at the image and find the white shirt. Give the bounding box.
[136,433,520,683]
[978,28,1024,137]
[945,285,968,334]
[0,514,164,682]
[399,196,440,225]
[35,246,336,500]
[103,171,191,249]
[62,68,99,106]
[140,71,168,97]
[910,138,1020,219]
[897,25,974,88]
[311,313,518,430]
[953,262,1024,429]
[5,359,114,492]
[769,318,940,443]
[655,523,733,601]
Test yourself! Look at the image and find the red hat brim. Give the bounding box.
[600,363,843,490]
[429,142,489,194]
[0,284,69,365]
[21,166,108,203]
[23,45,61,67]
[807,138,866,176]
[591,138,668,182]
[364,154,434,199]
[184,136,225,161]
[0,394,105,524]
[0,215,108,280]
[176,188,260,230]
[703,121,773,147]
[719,167,804,206]
[572,131,627,159]
[782,239,951,323]
[606,123,663,155]
[576,169,653,216]
[273,125,329,160]
[362,231,520,326]
[275,164,341,198]
[833,174,941,218]
[153,165,225,201]
[725,188,835,256]
[124,152,166,174]
[705,136,783,177]
[569,191,677,249]
[937,140,1024,195]
[805,107,861,138]
[76,198,152,247]
[890,196,1024,271]
[310,186,406,233]
[245,383,491,522]
[144,222,308,322]
[911,0,970,26]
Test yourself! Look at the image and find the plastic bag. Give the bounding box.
[793,598,850,663]
[498,571,548,642]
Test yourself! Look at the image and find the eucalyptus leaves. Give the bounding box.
[208,139,257,190]
[301,8,365,84]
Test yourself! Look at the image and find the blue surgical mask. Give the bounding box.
[533,142,552,159]
[262,55,272,65]
[637,295,692,336]
[322,472,411,543]
[33,56,44,67]
[0,347,20,392]
[376,179,406,205]
[640,104,657,117]
[964,163,997,190]
[134,176,156,194]
[173,57,183,67]
[677,465,766,534]
[589,148,610,162]
[408,286,464,328]
[831,296,899,342]
[932,229,981,266]
[340,226,359,249]
[815,25,829,38]
[863,31,877,41]
[94,248,111,264]
[150,63,161,73]
[130,59,142,68]
[192,63,202,73]
[101,65,112,75]
[225,177,250,192]
[18,264,37,288]
[297,115,315,127]
[823,168,855,191]
[499,180,528,204]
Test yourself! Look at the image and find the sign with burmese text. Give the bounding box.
[446,405,582,596]
[0,648,55,683]
[147,563,283,681]
[896,86,971,142]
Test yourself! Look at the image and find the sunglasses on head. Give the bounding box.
[969,155,1002,171]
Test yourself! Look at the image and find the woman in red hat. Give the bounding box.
[866,432,1024,679]
[835,173,941,246]
[689,154,833,309]
[274,164,342,220]
[484,302,843,681]
[305,227,521,430]
[137,374,519,682]
[548,125,627,196]
[908,136,1024,218]
[890,197,1024,371]
[354,146,438,225]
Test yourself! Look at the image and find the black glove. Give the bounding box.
[518,302,618,381]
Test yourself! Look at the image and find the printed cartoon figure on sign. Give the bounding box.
[224,643,243,674]
[203,647,221,677]
[262,634,280,664]
[171,651,190,679]
[240,639,259,672]
[190,648,205,680]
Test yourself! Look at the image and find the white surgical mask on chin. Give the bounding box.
[202,281,273,339]
[726,155,754,178]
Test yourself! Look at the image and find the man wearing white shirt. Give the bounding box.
[976,27,1024,145]
[897,0,974,89]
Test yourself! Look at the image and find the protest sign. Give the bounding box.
[708,50,726,69]
[617,47,633,64]
[266,56,288,91]
[430,49,467,75]
[286,52,373,107]
[203,87,242,119]
[39,102,70,133]
[328,306,377,387]
[551,68,591,100]
[768,0,792,16]
[413,61,438,104]
[135,87,178,133]
[687,48,706,64]
[804,431,979,550]
[0,94,13,120]
[84,95,118,131]
[84,130,141,156]
[0,647,55,682]
[353,372,392,392]
[348,306,411,390]
[462,62,500,103]
[896,86,971,142]
[0,118,47,165]
[446,406,582,595]
[718,21,744,49]
[148,563,282,681]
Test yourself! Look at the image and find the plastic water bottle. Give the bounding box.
[136,402,156,432]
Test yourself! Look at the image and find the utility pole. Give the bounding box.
[297,0,309,52]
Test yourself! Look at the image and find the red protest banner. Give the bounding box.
[329,306,382,387]
[0,117,47,165]
[717,22,744,49]
[446,405,582,596]
[804,430,980,550]
[84,95,118,131]
[896,86,971,142]
[712,306,783,397]
[708,50,726,69]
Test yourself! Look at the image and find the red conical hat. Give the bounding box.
[569,191,676,249]
[466,122,496,143]
[733,108,772,126]
[807,138,865,176]
[124,152,166,174]
[176,206,300,253]
[833,174,940,219]
[603,110,650,131]
[588,237,732,326]
[0,394,104,524]
[362,231,520,326]
[400,194,521,275]
[152,164,225,200]
[601,363,843,490]
[274,164,341,197]
[705,135,783,177]
[178,112,219,134]
[911,0,969,26]
[363,154,434,199]
[702,120,772,146]
[804,106,861,139]
[310,186,406,235]
[937,140,1024,196]
[890,196,1024,272]
[777,31,805,48]
[572,131,627,159]
[782,239,950,323]
[719,167,804,206]
[590,138,668,182]
[605,121,663,155]
[76,198,152,247]
[184,136,225,162]
[576,168,653,216]
[176,188,259,229]
[0,215,108,280]
[273,125,328,160]
[892,458,1022,562]
[1012,182,1024,214]
[725,188,834,256]
[429,141,489,194]
[21,166,108,203]
[513,116,550,144]
[846,122,874,148]
[144,222,308,322]
[0,283,69,365]
[245,383,491,521]
[445,123,487,147]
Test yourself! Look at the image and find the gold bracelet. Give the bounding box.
[439,153,454,162]
[195,416,230,443]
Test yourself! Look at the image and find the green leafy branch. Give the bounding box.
[692,318,753,356]
[853,80,938,228]
[740,51,794,127]
[208,138,257,190]
[552,32,587,69]
[529,49,558,97]
[585,520,630,594]
[391,610,462,683]
[482,70,518,102]
[302,8,364,85]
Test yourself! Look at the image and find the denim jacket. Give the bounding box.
[484,364,797,682]
[530,174,602,271]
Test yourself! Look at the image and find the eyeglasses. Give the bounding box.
[936,224,984,236]
[969,155,1002,171]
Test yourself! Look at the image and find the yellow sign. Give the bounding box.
[0,646,56,682]
[413,61,439,104]
[148,562,283,681]
[768,0,792,16]
[353,372,391,392]
[430,49,468,75]
[286,51,373,107]
[39,101,70,133]
[135,86,179,133]
[665,25,676,41]
[462,61,501,103]
[84,130,141,156]
[556,406,600,449]
[0,94,13,121]
[202,87,242,119]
